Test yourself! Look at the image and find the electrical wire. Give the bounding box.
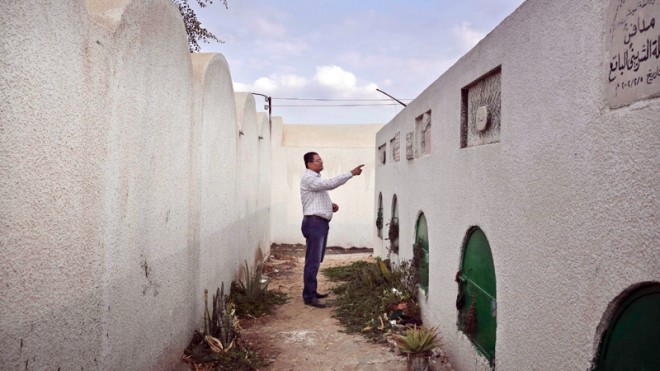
[272,97,413,102]
[276,103,403,107]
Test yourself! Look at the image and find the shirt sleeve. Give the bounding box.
[301,171,353,191]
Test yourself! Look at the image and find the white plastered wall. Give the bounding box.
[234,92,265,267]
[190,53,242,318]
[1,1,269,369]
[270,120,382,248]
[256,112,273,257]
[375,0,659,370]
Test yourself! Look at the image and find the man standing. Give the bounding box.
[300,152,364,308]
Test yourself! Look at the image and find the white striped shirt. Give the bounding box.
[300,169,353,221]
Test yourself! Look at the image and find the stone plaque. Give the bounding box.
[476,106,488,131]
[415,111,432,156]
[391,131,400,161]
[406,132,414,160]
[606,0,660,108]
[461,67,501,148]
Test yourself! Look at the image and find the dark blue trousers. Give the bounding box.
[301,215,329,303]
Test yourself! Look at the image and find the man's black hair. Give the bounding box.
[304,152,318,169]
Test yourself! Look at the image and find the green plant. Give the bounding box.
[322,259,424,343]
[230,261,287,318]
[323,260,373,281]
[184,284,262,369]
[388,218,399,254]
[210,283,237,349]
[376,207,384,230]
[395,326,440,355]
[239,260,270,302]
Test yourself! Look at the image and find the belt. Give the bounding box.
[304,215,330,222]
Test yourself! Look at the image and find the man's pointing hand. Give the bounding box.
[351,164,365,176]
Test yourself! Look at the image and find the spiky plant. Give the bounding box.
[395,326,440,355]
[239,260,271,302]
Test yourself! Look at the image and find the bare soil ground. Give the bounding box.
[238,246,454,371]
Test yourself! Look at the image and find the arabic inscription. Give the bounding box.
[607,0,660,108]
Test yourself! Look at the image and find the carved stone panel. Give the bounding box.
[415,110,432,157]
[390,131,400,162]
[406,132,414,160]
[461,67,501,148]
[606,0,660,108]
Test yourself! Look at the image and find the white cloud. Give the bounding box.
[233,73,308,94]
[279,74,307,89]
[314,65,357,90]
[453,22,486,52]
[253,77,278,92]
[313,65,382,98]
[235,66,382,100]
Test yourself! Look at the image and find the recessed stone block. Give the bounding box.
[416,111,432,157]
[461,67,501,148]
[406,132,414,160]
[390,131,400,162]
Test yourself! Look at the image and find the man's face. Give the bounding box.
[308,154,324,173]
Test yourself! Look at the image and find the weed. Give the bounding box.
[230,261,288,319]
[395,326,439,355]
[323,258,423,344]
[182,260,288,370]
[184,285,267,370]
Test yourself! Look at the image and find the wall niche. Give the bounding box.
[461,66,501,148]
[378,143,387,165]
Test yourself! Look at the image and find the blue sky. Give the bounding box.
[195,0,526,124]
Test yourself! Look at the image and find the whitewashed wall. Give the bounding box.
[375,0,659,370]
[256,112,273,257]
[270,119,382,248]
[0,1,268,369]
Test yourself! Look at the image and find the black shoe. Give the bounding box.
[304,298,327,308]
[316,292,329,299]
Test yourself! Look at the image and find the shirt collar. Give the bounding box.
[305,168,321,177]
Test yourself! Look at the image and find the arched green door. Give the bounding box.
[595,284,660,370]
[458,228,496,363]
[415,214,429,294]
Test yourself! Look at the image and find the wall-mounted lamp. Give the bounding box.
[250,92,272,134]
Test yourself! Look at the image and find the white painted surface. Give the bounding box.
[375,0,659,369]
[270,121,382,248]
[1,1,269,369]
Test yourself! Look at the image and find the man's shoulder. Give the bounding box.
[301,169,318,178]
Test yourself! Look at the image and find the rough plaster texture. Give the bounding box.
[1,1,269,369]
[190,53,241,321]
[270,121,382,248]
[234,92,271,267]
[375,0,659,370]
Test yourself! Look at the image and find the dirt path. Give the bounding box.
[240,250,454,371]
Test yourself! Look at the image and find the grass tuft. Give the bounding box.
[323,258,422,343]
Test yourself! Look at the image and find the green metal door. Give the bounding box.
[595,284,660,370]
[458,228,496,363]
[415,214,429,293]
